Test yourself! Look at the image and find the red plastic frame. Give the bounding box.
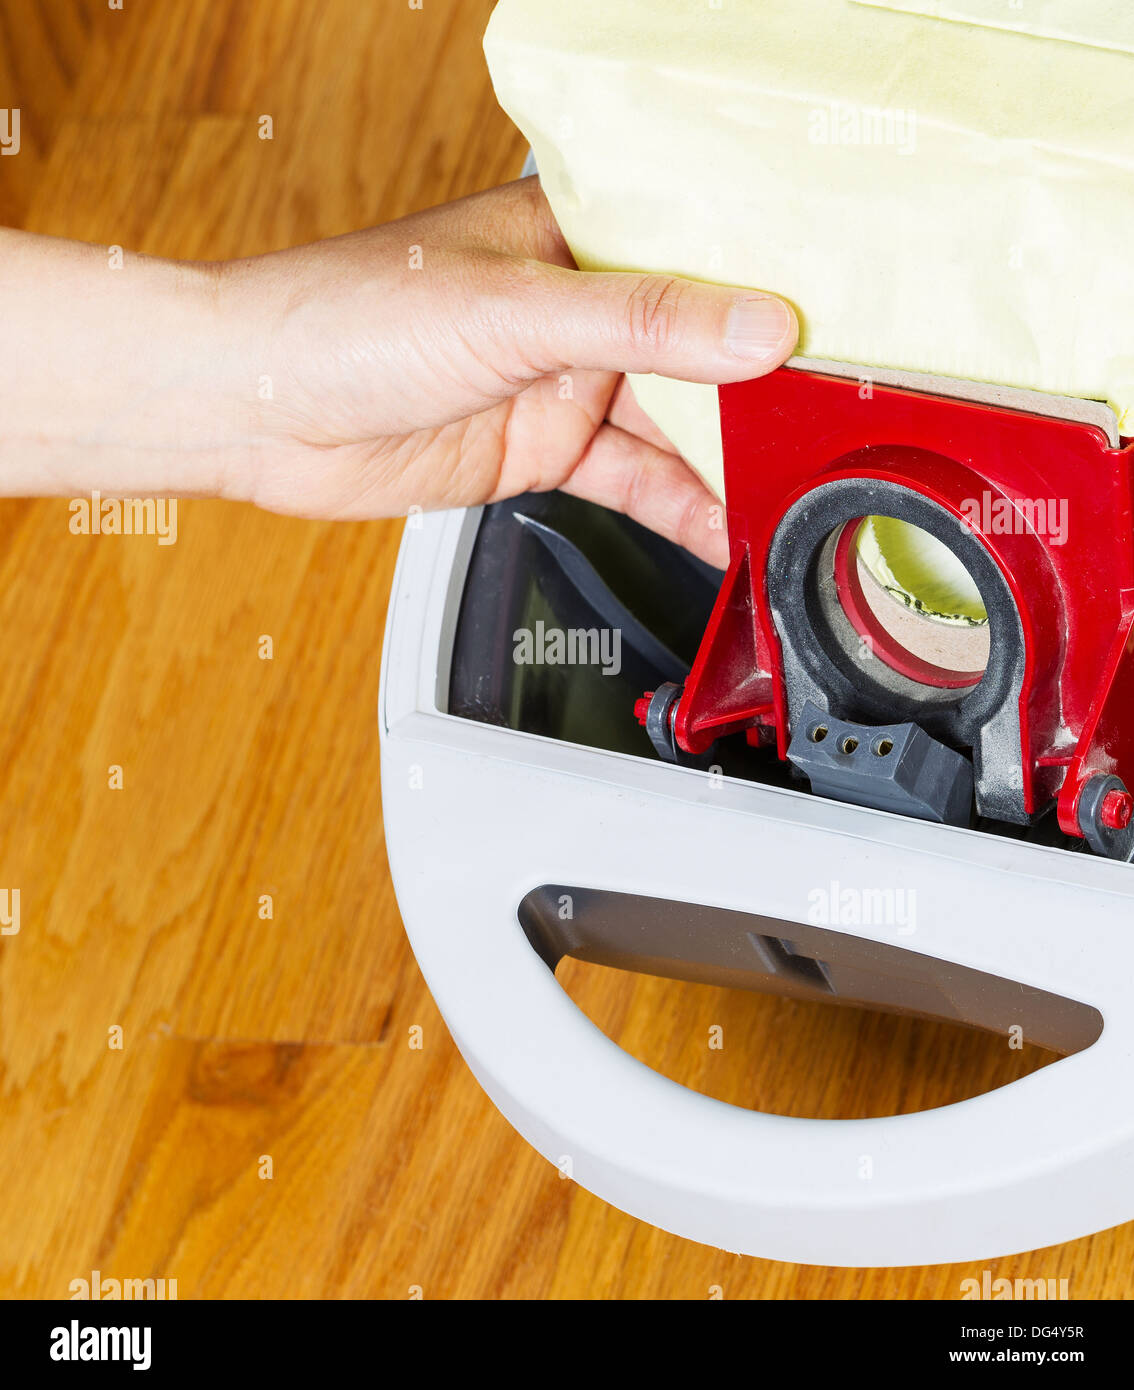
[670,367,1134,838]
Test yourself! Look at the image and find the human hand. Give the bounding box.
[1,180,798,566]
[221,178,798,564]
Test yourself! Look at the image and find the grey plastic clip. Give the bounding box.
[1077,773,1134,862]
[787,701,974,826]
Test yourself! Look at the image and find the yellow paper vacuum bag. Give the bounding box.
[485,0,1134,498]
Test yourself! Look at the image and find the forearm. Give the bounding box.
[0,228,254,501]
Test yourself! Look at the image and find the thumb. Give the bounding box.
[508,262,799,384]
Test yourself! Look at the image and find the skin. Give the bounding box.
[1,177,799,566]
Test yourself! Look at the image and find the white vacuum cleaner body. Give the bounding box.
[379,459,1134,1268]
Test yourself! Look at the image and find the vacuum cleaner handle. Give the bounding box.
[383,719,1134,1268]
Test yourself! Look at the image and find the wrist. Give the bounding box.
[0,231,265,504]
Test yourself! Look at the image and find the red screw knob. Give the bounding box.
[634,692,655,727]
[1100,789,1134,831]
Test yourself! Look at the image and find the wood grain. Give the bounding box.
[0,0,1127,1300]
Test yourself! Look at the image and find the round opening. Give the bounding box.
[874,737,895,757]
[810,724,829,743]
[834,518,990,690]
[839,736,859,754]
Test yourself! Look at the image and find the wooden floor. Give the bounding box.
[0,0,1129,1300]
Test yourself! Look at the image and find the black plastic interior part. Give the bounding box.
[767,472,1031,826]
[447,492,1086,851]
[518,886,1104,1056]
[448,492,788,782]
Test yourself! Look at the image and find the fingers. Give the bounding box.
[560,422,730,568]
[389,180,796,403]
[501,260,799,387]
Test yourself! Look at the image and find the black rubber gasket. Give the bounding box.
[765,473,1024,752]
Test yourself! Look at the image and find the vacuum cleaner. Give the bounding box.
[380,0,1134,1267]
